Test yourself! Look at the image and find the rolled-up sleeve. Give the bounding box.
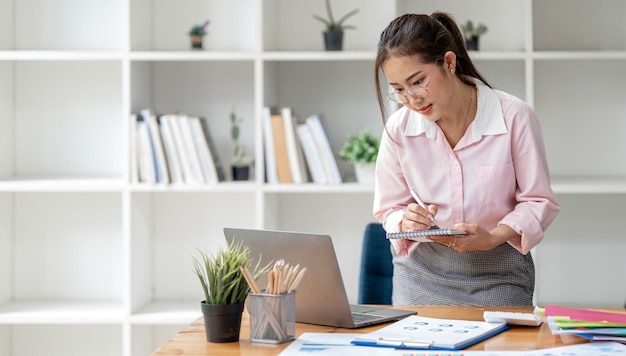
[498,99,560,254]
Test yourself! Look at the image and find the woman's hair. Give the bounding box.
[374,12,491,123]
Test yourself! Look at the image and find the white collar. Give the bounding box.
[404,80,508,142]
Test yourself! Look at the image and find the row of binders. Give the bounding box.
[131,109,225,185]
[264,107,342,184]
[539,304,626,344]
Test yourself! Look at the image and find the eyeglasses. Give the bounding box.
[386,65,438,105]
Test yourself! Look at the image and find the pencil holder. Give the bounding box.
[248,291,296,344]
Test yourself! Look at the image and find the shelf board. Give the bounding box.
[4,49,623,62]
[0,301,123,324]
[262,182,374,193]
[262,50,376,61]
[0,178,124,192]
[128,181,258,193]
[469,50,528,60]
[551,176,626,194]
[1,178,623,194]
[128,51,257,61]
[533,50,626,60]
[130,301,200,325]
[0,50,123,61]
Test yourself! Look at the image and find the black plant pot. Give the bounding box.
[201,301,245,343]
[323,31,344,51]
[232,165,250,181]
[465,36,479,51]
[190,35,204,49]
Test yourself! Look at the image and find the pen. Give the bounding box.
[409,188,440,229]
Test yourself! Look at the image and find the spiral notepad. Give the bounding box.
[386,228,467,242]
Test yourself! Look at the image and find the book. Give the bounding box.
[295,122,326,184]
[270,113,293,183]
[146,113,170,184]
[351,315,508,350]
[188,115,219,184]
[135,116,157,184]
[174,114,203,184]
[306,115,342,184]
[163,114,194,184]
[262,107,278,184]
[386,228,468,242]
[281,107,308,183]
[197,116,225,182]
[159,114,184,184]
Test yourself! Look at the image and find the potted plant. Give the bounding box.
[192,239,269,343]
[189,20,209,49]
[460,20,488,51]
[338,128,380,184]
[313,0,358,51]
[230,109,253,181]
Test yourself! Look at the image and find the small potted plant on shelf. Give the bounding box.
[313,0,358,51]
[230,109,253,181]
[460,20,488,51]
[189,20,210,49]
[338,128,380,184]
[192,239,270,343]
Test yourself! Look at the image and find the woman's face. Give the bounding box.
[383,55,450,121]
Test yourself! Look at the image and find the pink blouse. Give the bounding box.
[373,82,560,256]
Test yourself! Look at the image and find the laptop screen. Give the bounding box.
[224,227,357,327]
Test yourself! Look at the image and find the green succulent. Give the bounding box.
[461,20,488,39]
[230,110,248,166]
[339,129,380,165]
[192,239,270,305]
[189,20,210,37]
[313,0,358,32]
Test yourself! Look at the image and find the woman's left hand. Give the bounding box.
[428,223,518,252]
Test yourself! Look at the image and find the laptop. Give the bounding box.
[224,227,416,328]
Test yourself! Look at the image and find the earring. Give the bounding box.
[450,68,454,73]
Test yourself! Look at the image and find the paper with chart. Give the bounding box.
[351,315,507,350]
[279,333,626,355]
[278,333,395,356]
[387,341,626,355]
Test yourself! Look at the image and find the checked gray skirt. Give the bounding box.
[391,242,535,306]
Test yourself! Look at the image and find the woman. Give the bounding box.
[372,12,560,306]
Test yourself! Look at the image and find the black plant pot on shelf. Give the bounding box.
[201,302,245,343]
[190,35,204,49]
[465,36,479,51]
[323,31,344,51]
[232,165,250,181]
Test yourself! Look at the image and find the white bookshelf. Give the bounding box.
[1,0,625,355]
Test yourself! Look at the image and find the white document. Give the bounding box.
[278,333,395,356]
[280,334,626,355]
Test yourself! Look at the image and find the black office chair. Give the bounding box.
[358,222,393,305]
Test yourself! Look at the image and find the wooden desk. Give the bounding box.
[153,306,589,355]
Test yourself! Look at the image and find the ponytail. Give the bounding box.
[431,12,491,88]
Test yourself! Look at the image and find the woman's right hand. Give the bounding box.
[401,202,438,232]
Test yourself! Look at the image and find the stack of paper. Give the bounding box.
[279,333,626,355]
[539,305,626,343]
